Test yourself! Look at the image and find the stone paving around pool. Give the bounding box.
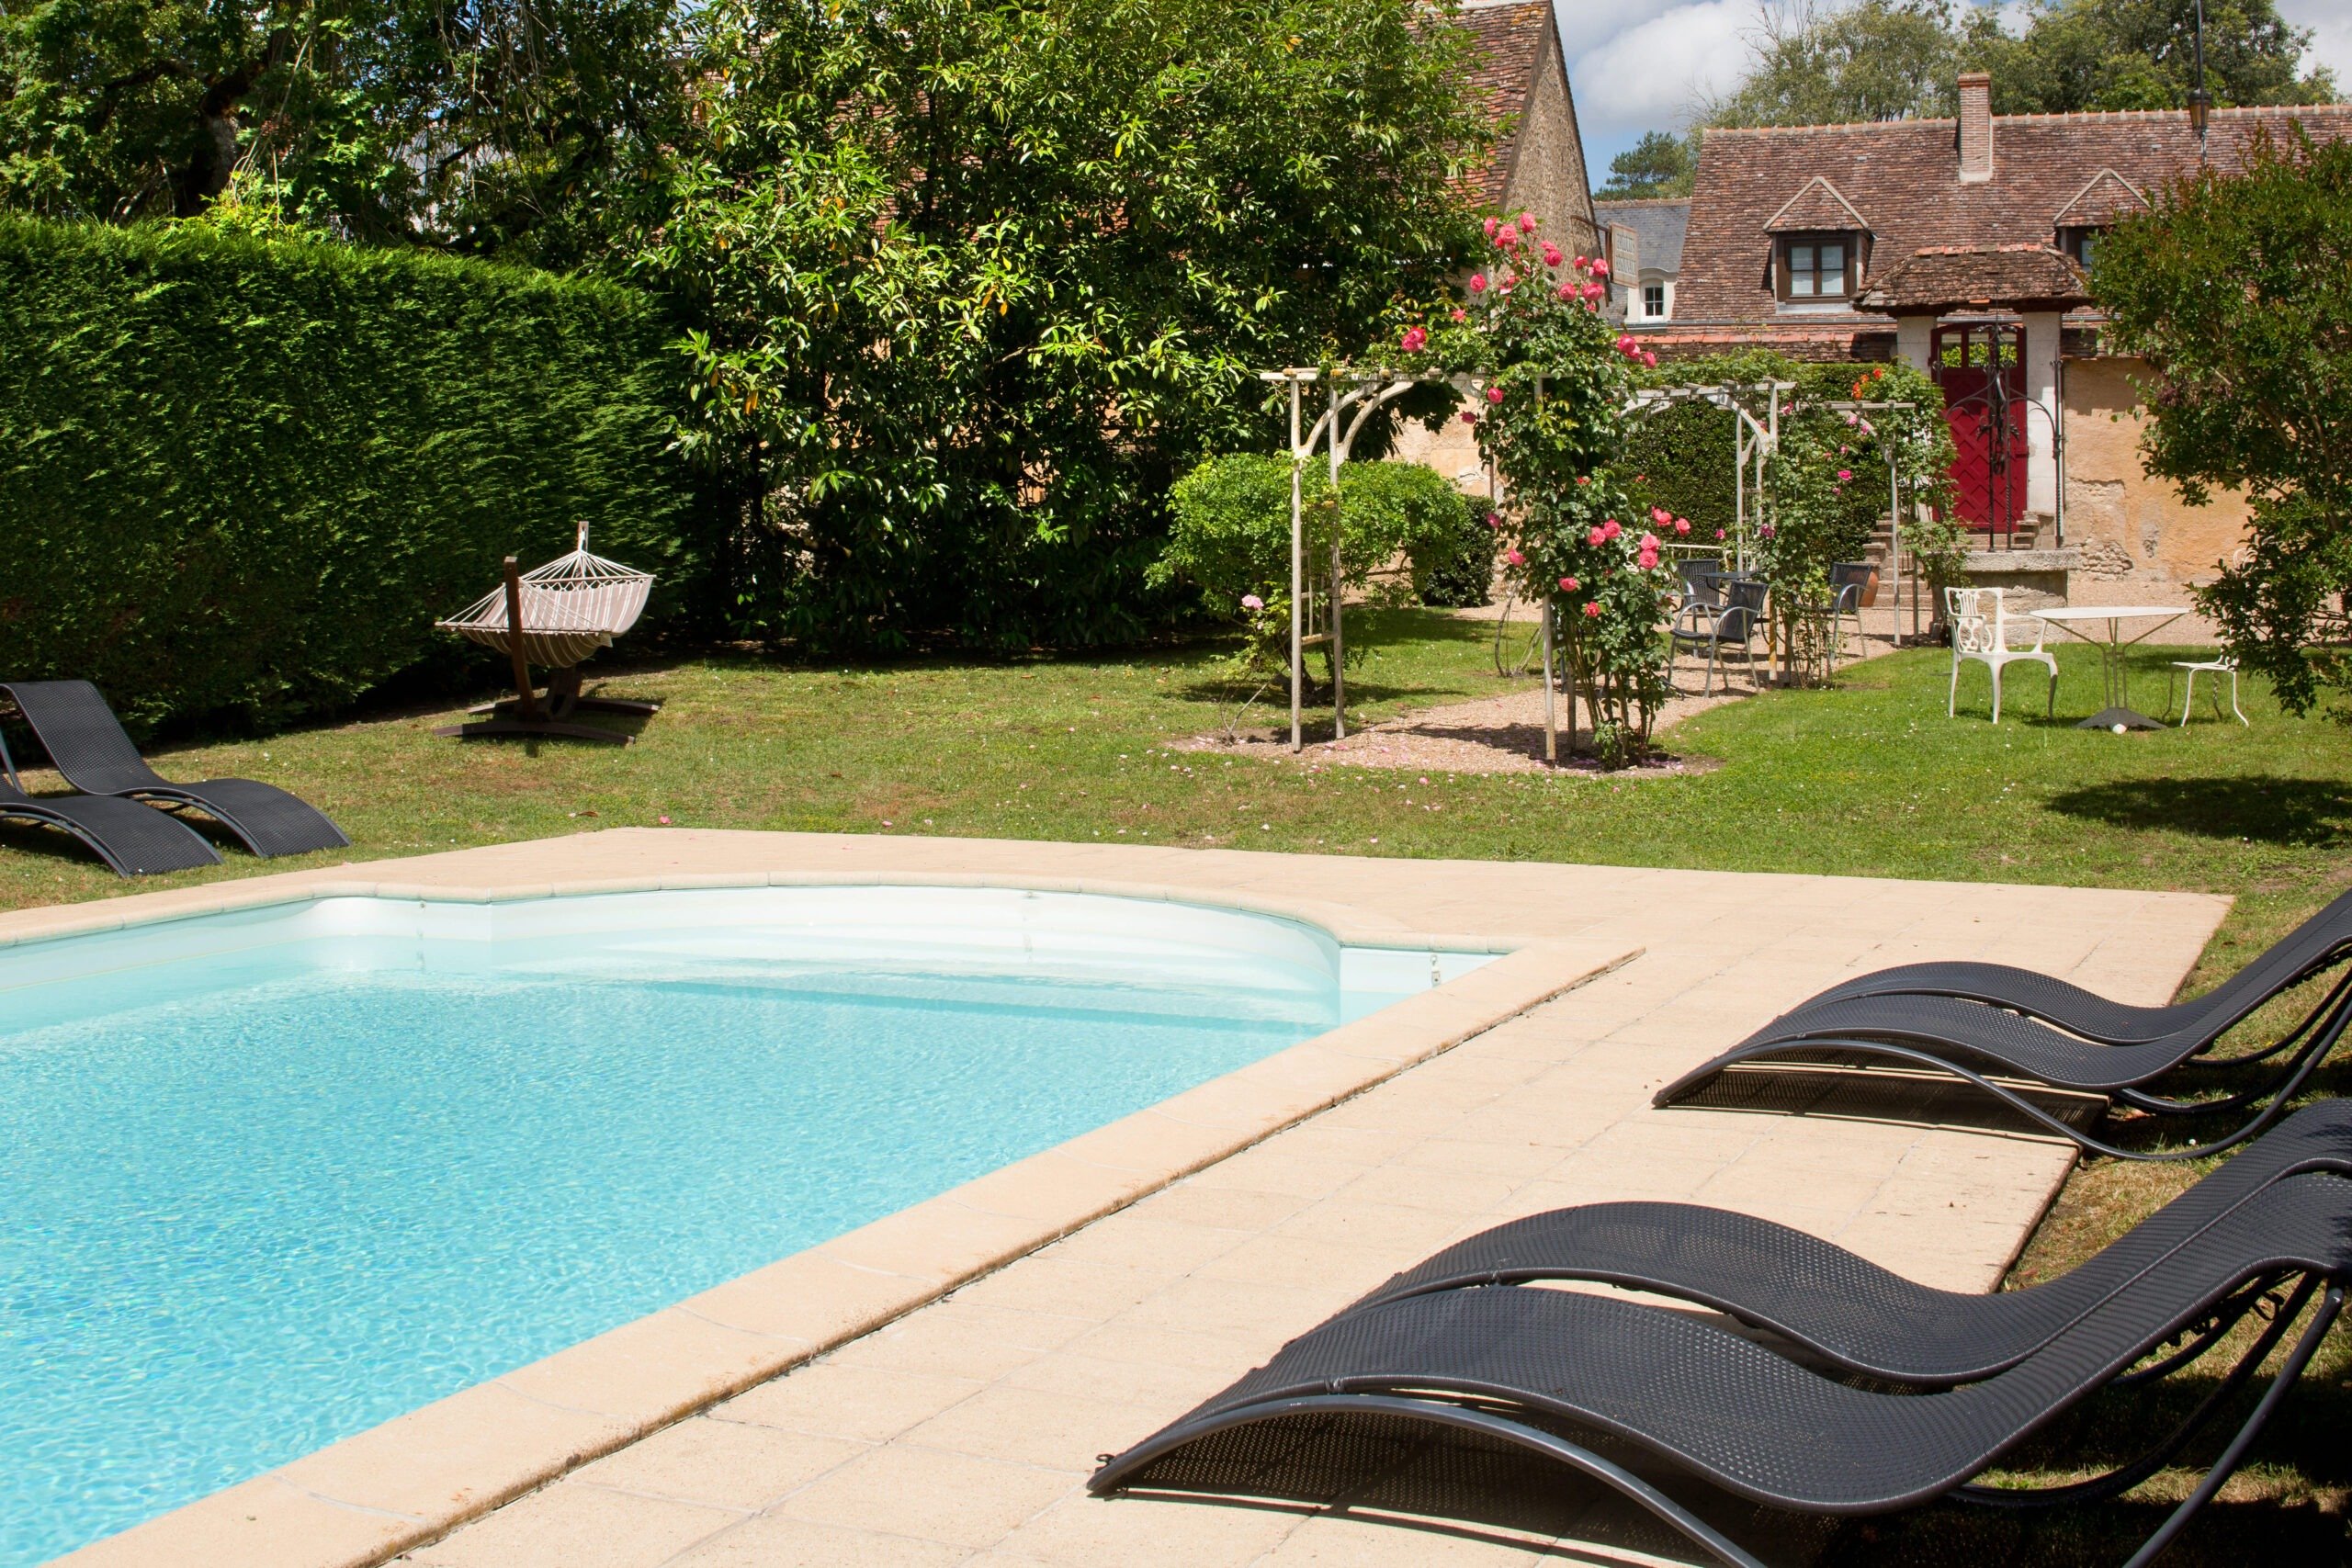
[43,831,2227,1568]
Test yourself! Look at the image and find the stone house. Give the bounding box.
[1596,197,1688,326]
[1651,75,2352,599]
[1391,0,1603,492]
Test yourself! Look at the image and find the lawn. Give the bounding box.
[6,608,2349,1562]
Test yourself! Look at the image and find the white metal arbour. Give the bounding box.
[1259,367,1447,752]
[1622,381,1793,573]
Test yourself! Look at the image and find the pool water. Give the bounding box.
[0,886,1487,1563]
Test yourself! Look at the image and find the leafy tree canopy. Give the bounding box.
[1596,130,1695,199]
[1701,0,2334,129]
[638,0,1489,652]
[0,0,685,259]
[2095,130,2352,717]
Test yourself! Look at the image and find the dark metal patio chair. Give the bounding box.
[1827,561,1875,665]
[1669,576,1768,694]
[0,728,220,876]
[0,681,348,858]
[1093,1169,2352,1568]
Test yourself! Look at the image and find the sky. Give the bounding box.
[1558,0,2352,183]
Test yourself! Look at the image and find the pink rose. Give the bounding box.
[1558,283,1576,299]
[1838,468,1853,481]
[1576,474,1590,485]
[1674,517,1690,536]
[1484,217,1499,240]
[1583,602,1602,618]
[1519,212,1536,232]
[1240,593,1263,611]
[1642,351,1657,367]
[1468,273,1487,294]
[1602,518,1622,540]
[1486,386,1504,404]
[1485,511,1502,529]
[1651,507,1670,525]
[1399,325,1427,354]
[1640,531,1660,550]
[1542,243,1564,267]
[1450,308,1466,321]
[1583,280,1604,299]
[1859,418,1876,434]
[1715,528,1726,539]
[1573,254,1588,270]
[1591,258,1610,278]
[1616,334,1636,355]
[1505,548,1525,566]
[1560,576,1580,592]
[1496,227,1517,249]
[1460,411,1478,424]
[1638,550,1659,571]
[1588,525,1608,547]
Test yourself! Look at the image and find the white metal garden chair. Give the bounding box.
[2168,655,2247,727]
[1946,586,2056,724]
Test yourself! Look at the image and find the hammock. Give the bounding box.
[436,523,653,671]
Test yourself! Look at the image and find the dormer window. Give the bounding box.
[2058,225,2101,272]
[1778,233,1855,301]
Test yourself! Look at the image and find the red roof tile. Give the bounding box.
[1453,1,1553,210]
[1763,175,1872,233]
[1856,243,2091,313]
[1676,103,2352,333]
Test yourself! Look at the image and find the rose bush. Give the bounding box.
[1396,212,1670,758]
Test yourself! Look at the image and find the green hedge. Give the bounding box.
[0,218,698,735]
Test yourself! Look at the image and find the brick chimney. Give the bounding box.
[1958,73,1993,182]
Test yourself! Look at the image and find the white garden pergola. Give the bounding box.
[1260,367,1453,751]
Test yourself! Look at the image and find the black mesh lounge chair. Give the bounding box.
[1340,1101,2352,1388]
[0,681,347,858]
[1784,886,2352,1047]
[1652,978,2352,1161]
[0,729,219,876]
[1093,1172,2352,1568]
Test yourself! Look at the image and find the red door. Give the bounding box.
[1933,322,2028,535]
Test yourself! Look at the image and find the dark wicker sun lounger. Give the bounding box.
[1094,1173,2352,1568]
[1341,1101,2352,1388]
[0,731,219,876]
[1,681,347,858]
[1652,979,2352,1160]
[1787,887,2352,1047]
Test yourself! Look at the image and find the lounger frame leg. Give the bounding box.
[1091,1393,1768,1568]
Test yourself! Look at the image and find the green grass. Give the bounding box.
[8,609,2350,1562]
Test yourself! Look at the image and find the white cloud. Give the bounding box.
[1567,0,1757,173]
[2277,0,2352,90]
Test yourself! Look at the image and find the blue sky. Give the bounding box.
[1559,0,2352,183]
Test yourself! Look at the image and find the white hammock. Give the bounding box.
[437,523,654,671]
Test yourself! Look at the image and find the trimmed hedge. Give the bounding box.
[0,218,698,735]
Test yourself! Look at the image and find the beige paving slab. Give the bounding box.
[35,830,2230,1568]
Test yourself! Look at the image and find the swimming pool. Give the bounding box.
[0,886,1491,1564]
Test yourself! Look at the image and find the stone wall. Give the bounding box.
[2062,355,2249,589]
[1508,38,1600,258]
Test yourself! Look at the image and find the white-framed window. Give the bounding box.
[1643,282,1667,320]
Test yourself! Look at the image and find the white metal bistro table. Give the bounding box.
[2032,604,2191,731]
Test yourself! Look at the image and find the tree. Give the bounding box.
[638,0,1488,652]
[2094,129,2352,716]
[1708,0,1962,127]
[1596,130,1694,199]
[1968,0,2335,115]
[0,0,685,258]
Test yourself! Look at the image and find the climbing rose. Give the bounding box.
[1505,548,1525,566]
[1759,523,1778,538]
[1450,308,1466,321]
[1583,280,1605,300]
[1560,576,1580,592]
[1460,411,1478,424]
[1715,528,1726,539]
[1519,212,1536,232]
[1583,602,1602,618]
[1240,594,1263,611]
[1588,525,1608,547]
[1573,254,1587,269]
[1838,468,1853,481]
[1643,351,1658,367]
[1558,283,1577,300]
[1484,217,1500,239]
[1615,334,1638,356]
[1486,511,1502,529]
[1591,258,1610,278]
[1651,507,1671,525]
[1576,475,1590,485]
[1496,227,1518,248]
[1674,517,1690,536]
[1486,386,1505,404]
[1468,273,1488,293]
[1602,518,1622,540]
[1542,243,1564,267]
[1399,326,1427,354]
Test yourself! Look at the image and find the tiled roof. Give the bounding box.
[1593,197,1689,273]
[1453,0,1553,209]
[1856,243,2091,313]
[2051,168,2152,227]
[1763,175,1872,233]
[1675,102,2352,333]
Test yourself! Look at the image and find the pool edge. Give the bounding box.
[40,850,1637,1568]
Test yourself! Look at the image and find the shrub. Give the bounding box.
[0,217,697,734]
[1152,453,1475,682]
[1417,492,1498,608]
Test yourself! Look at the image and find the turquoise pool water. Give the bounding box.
[0,886,1487,1564]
